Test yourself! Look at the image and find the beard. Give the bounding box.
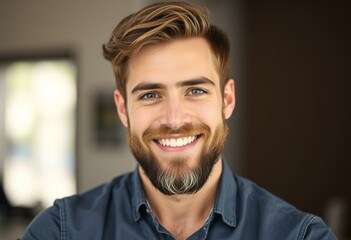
[128,120,228,195]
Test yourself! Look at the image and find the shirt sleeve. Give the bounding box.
[21,204,61,240]
[302,216,337,240]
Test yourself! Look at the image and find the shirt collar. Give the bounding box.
[213,158,237,227]
[131,158,238,227]
[131,166,148,221]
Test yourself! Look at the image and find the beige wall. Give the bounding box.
[0,0,145,192]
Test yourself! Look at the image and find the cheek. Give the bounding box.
[128,106,159,134]
[189,99,223,123]
[129,113,146,134]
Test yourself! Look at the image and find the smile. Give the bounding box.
[155,135,200,147]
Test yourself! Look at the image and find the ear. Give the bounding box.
[223,79,235,119]
[114,90,129,127]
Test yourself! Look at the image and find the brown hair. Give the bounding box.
[102,1,231,98]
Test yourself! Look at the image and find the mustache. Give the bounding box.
[143,123,211,141]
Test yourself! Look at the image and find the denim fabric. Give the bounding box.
[22,159,336,240]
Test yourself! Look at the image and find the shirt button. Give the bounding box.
[146,208,150,214]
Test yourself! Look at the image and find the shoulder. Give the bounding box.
[234,175,336,239]
[61,171,133,210]
[22,204,61,240]
[235,175,300,214]
[301,216,337,240]
[22,172,134,240]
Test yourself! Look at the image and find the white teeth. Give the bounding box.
[170,139,176,147]
[157,136,197,147]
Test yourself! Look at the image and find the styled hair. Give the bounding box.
[102,1,231,98]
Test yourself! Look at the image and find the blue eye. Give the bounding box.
[188,88,205,95]
[140,92,160,100]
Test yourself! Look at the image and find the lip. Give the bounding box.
[152,134,202,153]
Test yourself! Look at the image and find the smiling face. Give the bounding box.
[114,37,235,195]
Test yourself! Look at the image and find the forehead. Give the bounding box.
[126,37,219,90]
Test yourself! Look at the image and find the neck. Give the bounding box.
[139,158,223,239]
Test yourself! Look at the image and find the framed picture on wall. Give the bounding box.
[93,89,123,146]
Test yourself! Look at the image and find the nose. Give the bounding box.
[162,97,189,129]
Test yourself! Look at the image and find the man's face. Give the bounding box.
[114,37,235,195]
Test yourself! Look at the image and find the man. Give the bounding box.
[23,2,336,239]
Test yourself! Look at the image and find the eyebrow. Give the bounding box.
[176,77,215,87]
[131,76,215,94]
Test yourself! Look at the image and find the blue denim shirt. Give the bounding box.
[22,159,336,239]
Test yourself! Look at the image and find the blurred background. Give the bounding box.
[0,0,350,239]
